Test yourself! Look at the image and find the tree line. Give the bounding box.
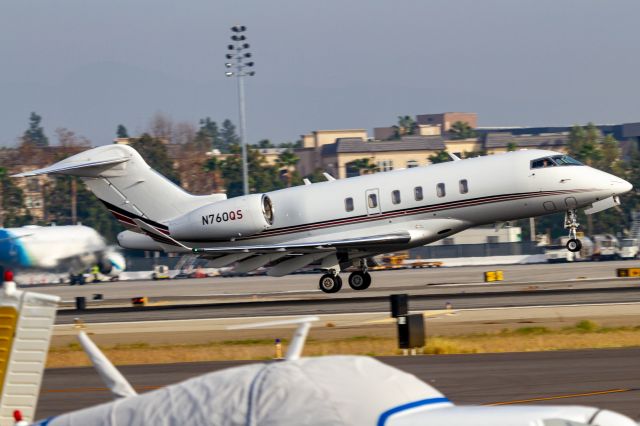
[2,113,638,243]
[0,112,306,241]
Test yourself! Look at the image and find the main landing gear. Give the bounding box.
[319,272,342,294]
[564,209,582,253]
[318,260,372,294]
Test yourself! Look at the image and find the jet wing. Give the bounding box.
[193,232,412,253]
[133,219,411,254]
[0,233,32,243]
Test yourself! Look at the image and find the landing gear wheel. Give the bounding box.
[348,271,371,290]
[566,238,582,253]
[319,274,342,294]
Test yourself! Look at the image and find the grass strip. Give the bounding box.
[46,320,640,368]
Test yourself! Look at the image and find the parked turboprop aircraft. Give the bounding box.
[3,312,630,426]
[0,224,125,284]
[15,144,632,292]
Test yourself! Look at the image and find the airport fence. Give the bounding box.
[123,242,544,271]
[409,241,544,259]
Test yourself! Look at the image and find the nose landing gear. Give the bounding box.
[564,209,582,253]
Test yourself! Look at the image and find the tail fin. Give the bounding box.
[14,144,226,226]
[0,279,59,424]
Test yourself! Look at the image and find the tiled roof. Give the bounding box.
[322,137,446,155]
[484,132,569,149]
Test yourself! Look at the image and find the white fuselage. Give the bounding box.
[175,149,629,254]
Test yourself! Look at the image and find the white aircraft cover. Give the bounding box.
[37,356,450,426]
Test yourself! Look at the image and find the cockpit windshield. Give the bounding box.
[551,155,583,166]
[531,155,583,169]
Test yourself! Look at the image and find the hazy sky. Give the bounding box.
[1,0,639,147]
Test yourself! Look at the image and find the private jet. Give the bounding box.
[15,144,632,293]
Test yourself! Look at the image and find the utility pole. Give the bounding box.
[529,217,536,242]
[71,178,77,225]
[225,25,255,195]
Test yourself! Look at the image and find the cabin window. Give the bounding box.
[391,190,401,204]
[436,183,446,198]
[406,160,419,168]
[459,179,469,194]
[368,193,378,208]
[414,186,423,201]
[344,197,354,212]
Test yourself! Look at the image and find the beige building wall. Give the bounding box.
[445,139,482,156]
[417,124,441,136]
[301,130,368,149]
[331,150,441,179]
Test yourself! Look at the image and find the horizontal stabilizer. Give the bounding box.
[12,157,128,177]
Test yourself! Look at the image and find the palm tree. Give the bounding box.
[449,121,476,140]
[275,150,299,187]
[348,158,379,175]
[392,115,417,138]
[428,151,451,164]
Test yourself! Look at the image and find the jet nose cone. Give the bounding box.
[612,178,633,195]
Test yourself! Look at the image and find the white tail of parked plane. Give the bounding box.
[14,144,226,228]
[0,275,59,425]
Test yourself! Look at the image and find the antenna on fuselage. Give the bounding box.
[77,331,138,398]
[303,178,312,185]
[227,316,320,361]
[322,172,336,181]
[448,152,461,161]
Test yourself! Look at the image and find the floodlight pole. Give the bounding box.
[226,25,255,196]
[237,74,248,196]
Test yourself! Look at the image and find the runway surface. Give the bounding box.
[26,261,640,303]
[20,260,634,324]
[54,284,640,324]
[36,348,640,420]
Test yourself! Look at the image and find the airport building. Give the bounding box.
[295,112,575,178]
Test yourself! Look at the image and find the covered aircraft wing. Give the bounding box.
[133,219,412,254]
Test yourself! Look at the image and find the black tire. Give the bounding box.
[566,238,582,253]
[348,271,371,290]
[319,274,342,293]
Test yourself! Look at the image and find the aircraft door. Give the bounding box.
[365,189,381,215]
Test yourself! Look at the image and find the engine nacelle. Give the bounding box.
[168,194,274,241]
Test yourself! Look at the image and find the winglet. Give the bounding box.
[77,331,137,399]
[227,316,319,361]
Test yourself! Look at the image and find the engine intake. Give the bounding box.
[168,194,274,241]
